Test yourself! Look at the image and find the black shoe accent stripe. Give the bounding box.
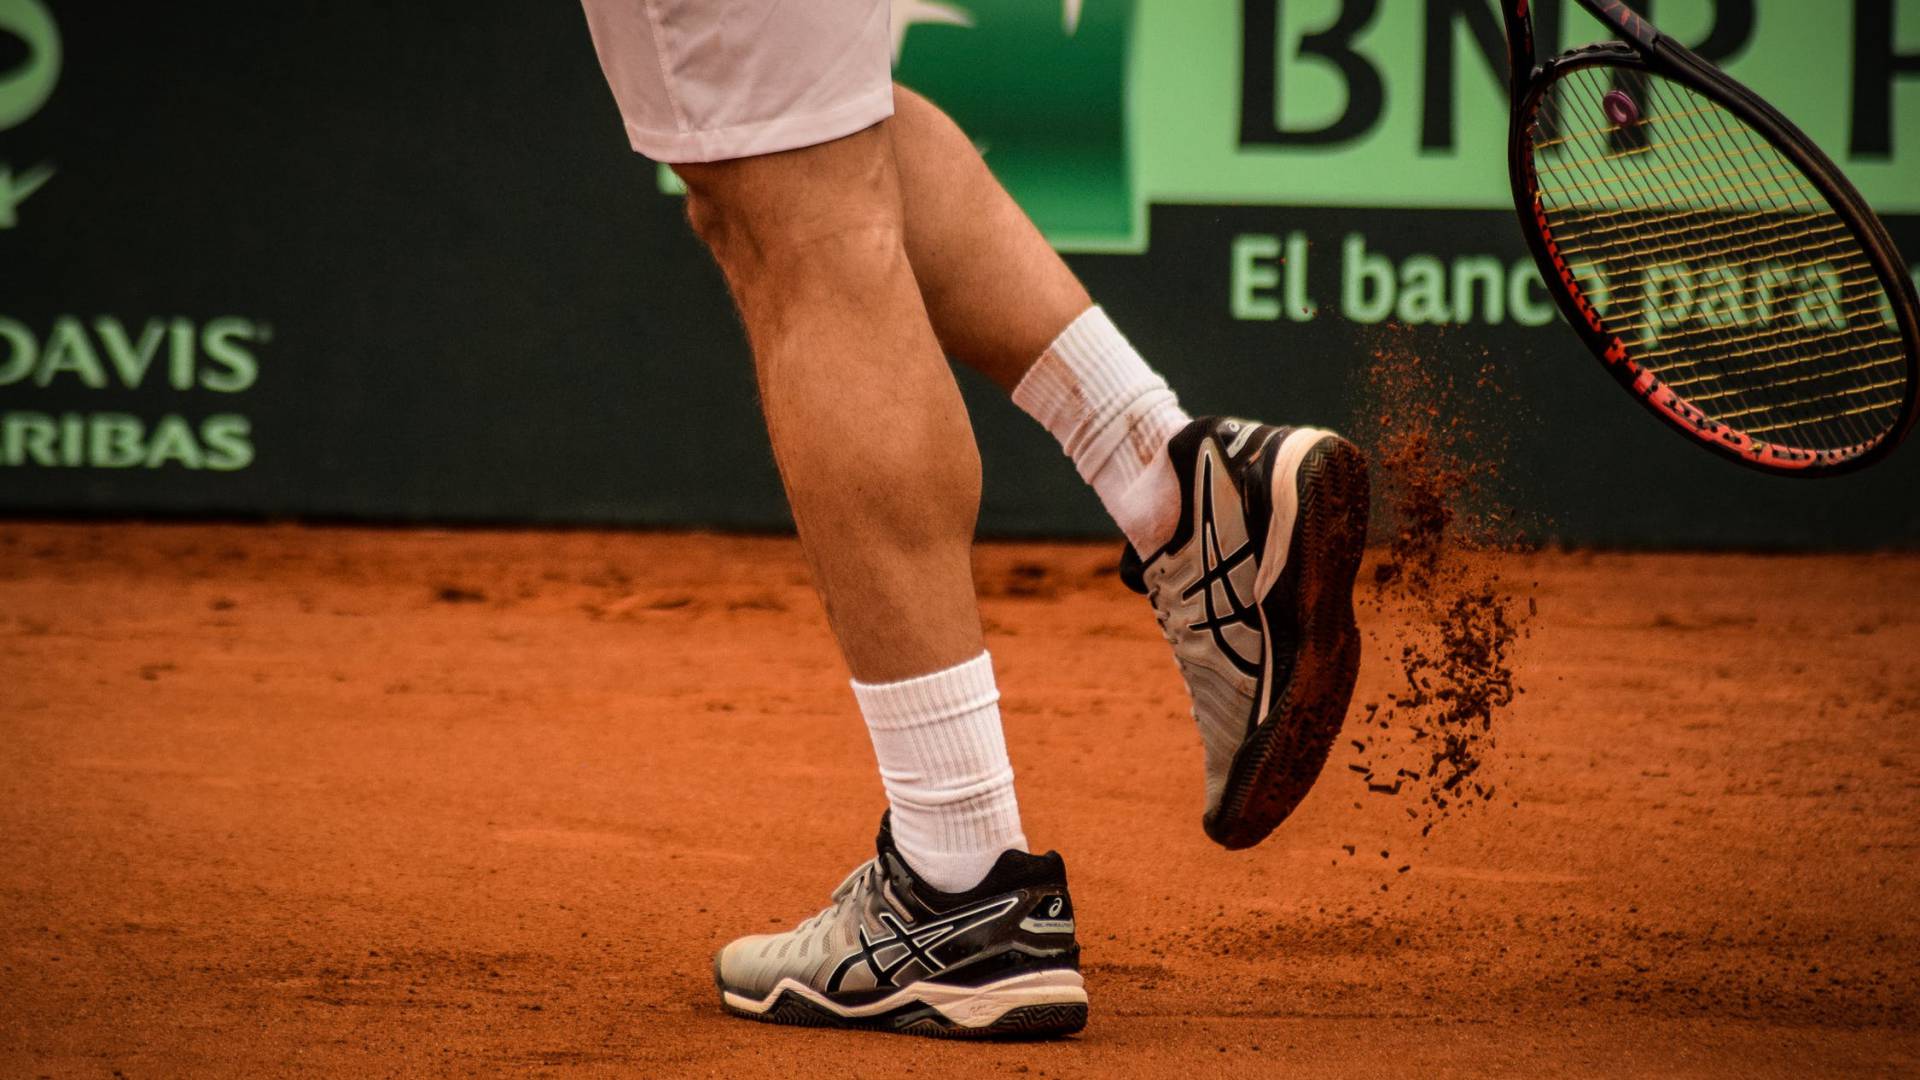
[1179,453,1262,678]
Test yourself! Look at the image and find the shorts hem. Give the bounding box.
[626,83,896,163]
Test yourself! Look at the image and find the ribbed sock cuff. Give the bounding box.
[852,650,1001,731]
[1013,306,1191,552]
[853,652,1027,890]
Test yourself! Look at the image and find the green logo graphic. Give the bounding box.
[894,0,1134,252]
[0,0,59,130]
[0,0,60,227]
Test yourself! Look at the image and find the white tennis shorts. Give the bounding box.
[580,0,894,163]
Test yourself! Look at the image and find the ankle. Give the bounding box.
[853,652,1028,892]
[1015,307,1191,553]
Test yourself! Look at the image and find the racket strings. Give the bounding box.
[1647,78,1888,443]
[1541,71,1895,449]
[1528,64,1906,452]
[1536,80,1792,436]
[1645,327,1904,370]
[1557,219,1854,272]
[1529,100,1726,149]
[1703,375,1906,412]
[1535,197,1821,236]
[1578,263,1880,311]
[1536,154,1805,206]
[1536,117,1774,164]
[1608,278,1888,340]
[1537,72,1810,433]
[1745,399,1899,436]
[1651,308,1900,368]
[1665,342,1897,391]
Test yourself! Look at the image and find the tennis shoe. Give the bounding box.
[1120,418,1371,849]
[713,814,1087,1038]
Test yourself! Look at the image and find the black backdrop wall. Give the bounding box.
[5,2,1917,546]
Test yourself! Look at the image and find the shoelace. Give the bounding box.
[793,858,877,937]
[1146,580,1172,634]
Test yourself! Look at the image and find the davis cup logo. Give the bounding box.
[0,0,60,227]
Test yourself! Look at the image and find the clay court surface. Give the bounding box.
[2,522,1916,1077]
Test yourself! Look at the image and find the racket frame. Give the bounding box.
[1501,0,1920,475]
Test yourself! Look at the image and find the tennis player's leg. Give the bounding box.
[579,0,1085,1036]
[582,0,1023,888]
[889,85,1371,848]
[886,86,1183,549]
[675,135,984,688]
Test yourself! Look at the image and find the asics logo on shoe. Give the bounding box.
[1019,894,1075,934]
[828,895,1021,991]
[1181,455,1262,679]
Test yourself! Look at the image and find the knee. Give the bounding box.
[677,172,740,254]
[672,138,902,272]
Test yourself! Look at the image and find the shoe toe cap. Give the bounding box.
[714,933,782,996]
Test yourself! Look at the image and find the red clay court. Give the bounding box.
[3,523,1915,1076]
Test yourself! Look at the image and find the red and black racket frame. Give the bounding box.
[1501,0,1920,475]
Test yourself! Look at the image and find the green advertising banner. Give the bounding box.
[899,0,1920,249]
[4,1,1919,545]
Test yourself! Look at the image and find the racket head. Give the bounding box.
[1509,42,1920,476]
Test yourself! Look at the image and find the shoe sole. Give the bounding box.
[718,968,1088,1040]
[1205,432,1370,850]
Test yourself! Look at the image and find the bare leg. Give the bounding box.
[884,84,1369,853]
[887,84,1192,555]
[674,126,982,683]
[887,86,1092,391]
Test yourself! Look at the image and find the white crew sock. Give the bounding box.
[852,651,1027,892]
[1012,306,1192,555]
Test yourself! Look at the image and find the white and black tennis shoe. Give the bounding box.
[713,814,1087,1039]
[1120,418,1370,849]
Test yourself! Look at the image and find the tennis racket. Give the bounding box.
[1504,0,1919,475]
